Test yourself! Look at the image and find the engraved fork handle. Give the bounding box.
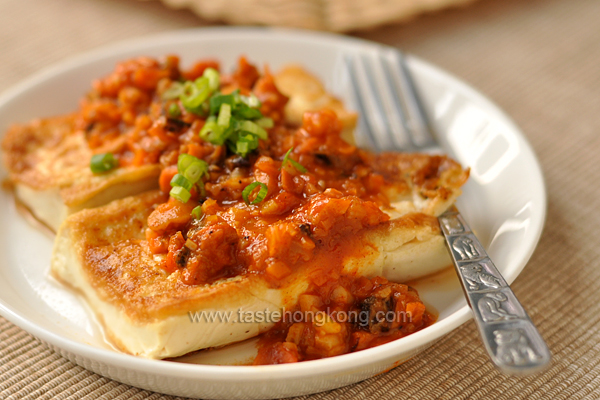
[438,209,551,374]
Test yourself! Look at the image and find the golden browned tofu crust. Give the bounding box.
[368,152,469,216]
[55,189,448,319]
[54,191,277,322]
[52,191,286,357]
[1,64,354,231]
[50,149,466,358]
[2,116,160,230]
[2,115,86,191]
[52,189,451,357]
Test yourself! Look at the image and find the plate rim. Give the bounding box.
[0,26,547,383]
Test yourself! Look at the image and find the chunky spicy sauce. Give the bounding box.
[79,55,440,363]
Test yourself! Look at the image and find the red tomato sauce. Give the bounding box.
[77,55,438,363]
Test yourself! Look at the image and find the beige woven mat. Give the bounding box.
[1,0,600,398]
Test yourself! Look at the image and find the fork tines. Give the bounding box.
[344,49,437,153]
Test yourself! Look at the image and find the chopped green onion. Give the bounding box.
[199,120,218,137]
[191,205,203,219]
[177,154,208,184]
[238,131,259,146]
[203,68,220,92]
[90,153,119,174]
[180,82,199,108]
[170,173,193,191]
[242,182,268,205]
[200,118,227,145]
[207,127,229,145]
[281,148,293,165]
[236,141,250,156]
[235,103,263,119]
[209,93,235,115]
[181,78,211,111]
[194,75,212,96]
[196,180,206,198]
[183,162,208,183]
[218,103,231,127]
[177,153,198,173]
[241,93,261,108]
[170,186,191,203]
[239,120,268,140]
[227,132,259,157]
[192,83,271,158]
[232,90,242,105]
[288,159,307,173]
[281,147,307,173]
[162,81,184,100]
[167,103,181,118]
[256,117,274,128]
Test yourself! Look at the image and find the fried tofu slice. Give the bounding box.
[1,65,353,232]
[51,151,467,360]
[1,115,160,231]
[51,192,451,359]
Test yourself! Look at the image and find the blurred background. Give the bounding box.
[1,0,600,399]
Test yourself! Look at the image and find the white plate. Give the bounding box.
[0,27,546,399]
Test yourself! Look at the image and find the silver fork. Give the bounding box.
[344,49,551,374]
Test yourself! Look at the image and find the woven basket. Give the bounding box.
[158,0,478,31]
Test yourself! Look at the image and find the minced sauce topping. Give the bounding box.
[70,55,456,363]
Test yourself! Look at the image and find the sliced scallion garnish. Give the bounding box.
[281,147,307,173]
[240,93,261,108]
[217,103,232,127]
[162,81,184,100]
[239,120,268,140]
[256,117,274,129]
[227,132,259,158]
[209,93,235,115]
[183,163,206,184]
[170,186,191,203]
[200,117,227,145]
[176,153,208,184]
[235,103,263,120]
[288,159,307,173]
[170,72,270,158]
[181,79,210,111]
[167,103,181,118]
[170,173,193,191]
[242,182,268,205]
[203,68,220,92]
[236,141,250,156]
[90,153,119,174]
[177,153,198,173]
[191,205,203,219]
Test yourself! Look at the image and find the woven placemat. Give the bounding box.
[2,0,600,398]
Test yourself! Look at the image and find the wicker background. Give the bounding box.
[1,0,600,398]
[157,0,478,32]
